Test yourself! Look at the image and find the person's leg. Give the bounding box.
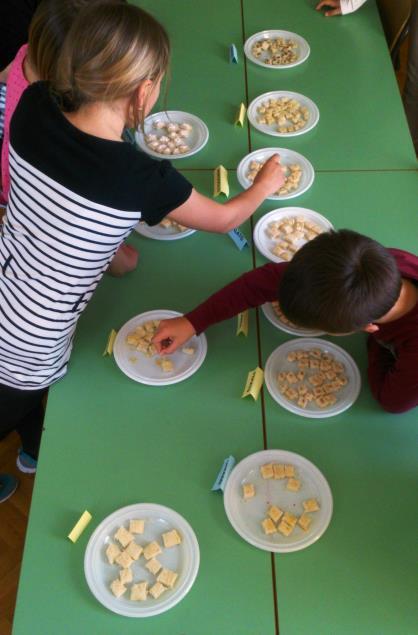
[0,383,46,460]
[404,0,418,153]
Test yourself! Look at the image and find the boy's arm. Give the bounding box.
[367,336,418,413]
[153,262,286,354]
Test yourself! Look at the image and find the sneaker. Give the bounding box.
[0,474,19,502]
[17,449,37,474]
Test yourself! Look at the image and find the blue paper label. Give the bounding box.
[229,44,238,64]
[212,455,236,491]
[228,228,248,250]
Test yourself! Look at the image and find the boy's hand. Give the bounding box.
[152,317,196,355]
[253,154,285,197]
[316,0,342,16]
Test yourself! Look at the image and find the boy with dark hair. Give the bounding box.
[154,230,418,414]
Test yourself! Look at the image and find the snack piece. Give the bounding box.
[106,543,121,565]
[125,541,143,561]
[115,550,134,569]
[157,568,178,588]
[298,513,312,532]
[286,478,301,492]
[119,568,133,585]
[149,582,167,600]
[260,463,274,479]
[129,519,145,534]
[268,505,283,523]
[110,578,127,598]
[182,346,195,355]
[146,558,162,575]
[143,541,162,560]
[282,512,297,527]
[162,529,182,548]
[156,358,174,372]
[114,526,134,548]
[277,520,294,537]
[130,581,148,601]
[242,483,256,499]
[284,464,295,478]
[262,518,277,535]
[273,463,286,479]
[303,498,320,512]
[159,217,188,232]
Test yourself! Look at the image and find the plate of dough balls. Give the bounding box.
[264,338,361,418]
[223,450,333,552]
[134,218,196,241]
[248,91,319,137]
[244,30,310,69]
[237,148,315,200]
[253,207,334,263]
[135,110,209,159]
[84,503,200,617]
[261,300,325,337]
[113,310,207,386]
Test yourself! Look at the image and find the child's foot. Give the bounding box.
[16,449,37,474]
[107,244,139,277]
[0,474,19,502]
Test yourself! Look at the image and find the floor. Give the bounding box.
[0,35,412,635]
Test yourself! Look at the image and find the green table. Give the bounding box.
[12,2,417,634]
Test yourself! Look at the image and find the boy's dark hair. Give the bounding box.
[278,229,402,333]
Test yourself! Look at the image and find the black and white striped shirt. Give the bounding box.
[0,82,192,389]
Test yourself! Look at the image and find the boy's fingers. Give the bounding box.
[325,8,341,16]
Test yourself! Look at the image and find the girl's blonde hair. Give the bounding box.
[53,2,170,127]
[28,0,95,80]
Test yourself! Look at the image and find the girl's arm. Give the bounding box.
[167,154,284,233]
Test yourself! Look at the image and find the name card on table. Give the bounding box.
[242,367,264,400]
[103,329,117,356]
[236,310,249,336]
[213,165,229,198]
[234,102,247,127]
[228,227,248,250]
[229,44,238,64]
[212,455,236,491]
[68,510,92,543]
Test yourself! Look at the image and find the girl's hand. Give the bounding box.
[253,154,285,197]
[316,0,342,16]
[152,317,196,355]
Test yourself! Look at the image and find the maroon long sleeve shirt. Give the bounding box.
[186,249,418,414]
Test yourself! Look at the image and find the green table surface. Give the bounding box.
[12,1,418,634]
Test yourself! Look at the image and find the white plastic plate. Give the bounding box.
[224,449,333,552]
[264,338,361,418]
[261,302,324,337]
[113,310,207,386]
[253,207,334,264]
[248,91,319,137]
[84,503,199,617]
[237,147,315,200]
[135,110,209,159]
[134,222,196,241]
[244,30,310,69]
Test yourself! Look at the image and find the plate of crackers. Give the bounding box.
[224,450,333,552]
[237,148,315,200]
[253,207,334,263]
[264,338,361,418]
[244,30,310,69]
[113,310,207,386]
[84,503,200,617]
[261,301,325,337]
[135,110,209,159]
[248,91,319,137]
[134,219,196,241]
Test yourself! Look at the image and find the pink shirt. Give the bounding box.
[1,44,29,201]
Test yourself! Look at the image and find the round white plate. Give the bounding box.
[248,91,319,137]
[113,310,207,386]
[264,338,361,418]
[84,503,200,617]
[244,30,310,69]
[134,222,196,241]
[224,450,333,553]
[261,302,324,337]
[237,148,315,200]
[253,207,334,264]
[135,110,209,159]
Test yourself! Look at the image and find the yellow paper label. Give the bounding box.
[236,310,249,336]
[213,165,230,198]
[103,329,117,356]
[68,510,92,543]
[242,367,264,400]
[235,102,247,127]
